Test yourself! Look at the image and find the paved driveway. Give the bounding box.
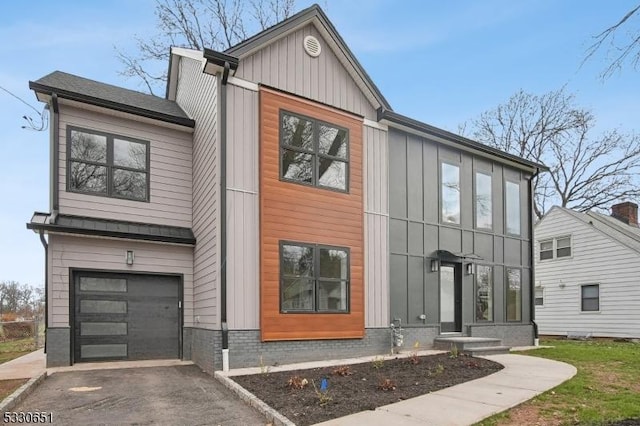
[12,365,268,425]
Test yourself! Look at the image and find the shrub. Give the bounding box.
[377,378,397,391]
[2,322,34,339]
[287,375,308,389]
[332,365,353,376]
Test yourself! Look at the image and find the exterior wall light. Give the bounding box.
[430,259,439,273]
[126,250,135,265]
[466,263,474,275]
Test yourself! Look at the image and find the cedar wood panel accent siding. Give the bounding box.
[226,84,260,329]
[535,208,640,338]
[235,24,377,120]
[363,125,389,327]
[260,87,364,341]
[47,234,193,328]
[57,105,193,228]
[175,56,220,328]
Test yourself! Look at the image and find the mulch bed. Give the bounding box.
[0,378,28,401]
[232,352,503,425]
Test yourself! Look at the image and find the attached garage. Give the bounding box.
[72,272,182,363]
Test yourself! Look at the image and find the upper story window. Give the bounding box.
[441,163,460,224]
[280,242,349,313]
[280,111,349,192]
[505,181,521,235]
[68,127,149,202]
[539,236,572,261]
[475,172,492,230]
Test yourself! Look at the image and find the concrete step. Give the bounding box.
[433,337,502,351]
[463,345,511,356]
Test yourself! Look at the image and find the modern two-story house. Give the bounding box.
[28,5,544,371]
[535,202,640,339]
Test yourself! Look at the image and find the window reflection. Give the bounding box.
[441,163,460,224]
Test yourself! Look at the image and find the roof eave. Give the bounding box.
[29,80,195,128]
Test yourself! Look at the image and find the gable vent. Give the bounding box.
[303,35,321,58]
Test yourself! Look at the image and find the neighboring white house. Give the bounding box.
[534,202,640,339]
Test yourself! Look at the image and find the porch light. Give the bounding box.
[126,250,135,265]
[430,259,439,273]
[466,263,474,275]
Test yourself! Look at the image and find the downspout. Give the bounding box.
[529,168,540,346]
[220,61,231,371]
[51,93,59,223]
[38,230,48,353]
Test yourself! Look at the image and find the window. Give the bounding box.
[280,242,349,312]
[506,268,522,321]
[539,236,571,261]
[280,111,349,191]
[475,172,492,229]
[441,163,460,224]
[581,284,599,312]
[505,181,521,235]
[68,127,149,201]
[475,265,493,321]
[535,287,544,306]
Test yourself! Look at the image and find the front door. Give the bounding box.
[439,263,462,333]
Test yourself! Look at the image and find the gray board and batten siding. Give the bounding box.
[387,128,532,335]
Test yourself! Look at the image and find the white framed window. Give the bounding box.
[539,236,572,261]
[534,287,544,306]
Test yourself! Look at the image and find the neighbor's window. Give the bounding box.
[556,236,571,258]
[280,111,349,191]
[281,242,349,312]
[506,268,522,321]
[475,265,493,321]
[475,172,492,229]
[581,284,599,312]
[539,236,571,260]
[535,287,544,306]
[505,181,521,235]
[68,127,149,201]
[441,163,461,224]
[539,240,553,260]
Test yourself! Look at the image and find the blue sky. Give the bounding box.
[1,0,638,288]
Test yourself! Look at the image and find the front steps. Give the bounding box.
[433,336,511,356]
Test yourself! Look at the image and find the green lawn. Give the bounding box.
[0,337,36,364]
[479,339,640,425]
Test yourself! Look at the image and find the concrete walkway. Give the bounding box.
[315,354,577,426]
[0,348,45,380]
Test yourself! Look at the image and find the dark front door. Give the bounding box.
[73,272,181,363]
[439,263,462,333]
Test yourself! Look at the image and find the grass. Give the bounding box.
[478,338,640,425]
[0,337,36,364]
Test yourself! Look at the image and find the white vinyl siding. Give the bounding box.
[535,208,640,338]
[175,56,219,329]
[48,234,193,328]
[57,105,193,228]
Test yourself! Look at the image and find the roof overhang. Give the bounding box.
[29,80,195,129]
[379,108,548,174]
[27,212,196,246]
[433,250,483,260]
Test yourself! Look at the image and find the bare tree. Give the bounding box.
[117,0,296,95]
[584,4,640,78]
[463,89,640,219]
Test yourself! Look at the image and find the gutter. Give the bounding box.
[38,231,48,353]
[529,168,541,345]
[51,94,59,223]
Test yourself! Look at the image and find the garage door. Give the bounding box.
[73,272,181,363]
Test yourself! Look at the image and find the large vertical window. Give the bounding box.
[581,284,599,312]
[68,127,149,201]
[475,265,493,321]
[280,242,349,312]
[280,111,349,191]
[505,181,521,235]
[441,163,460,224]
[475,172,492,229]
[506,268,522,321]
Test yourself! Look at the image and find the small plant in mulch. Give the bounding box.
[258,356,271,375]
[465,359,481,369]
[377,378,397,391]
[449,343,459,358]
[428,363,445,376]
[311,379,332,406]
[287,375,308,389]
[407,352,420,365]
[371,356,385,369]
[331,365,353,376]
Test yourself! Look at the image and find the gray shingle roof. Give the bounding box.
[30,71,194,127]
[27,212,195,245]
[555,207,640,254]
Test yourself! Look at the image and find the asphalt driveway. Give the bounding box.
[11,365,268,425]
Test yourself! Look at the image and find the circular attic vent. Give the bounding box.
[303,35,321,57]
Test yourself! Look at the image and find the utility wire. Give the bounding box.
[0,85,42,116]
